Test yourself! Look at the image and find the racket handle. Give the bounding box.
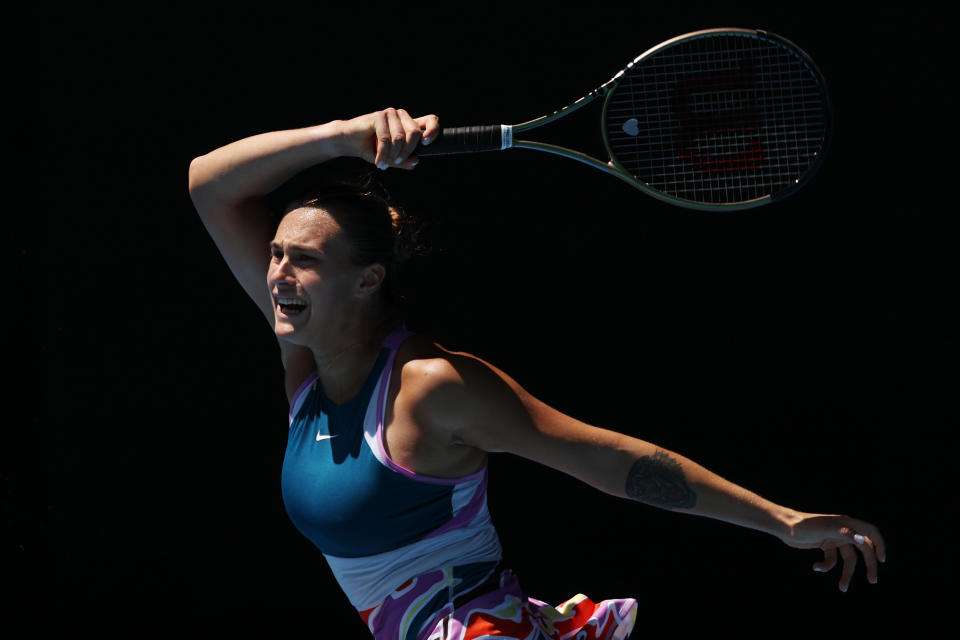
[415,125,511,156]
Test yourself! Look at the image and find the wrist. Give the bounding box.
[320,114,376,162]
[306,119,352,158]
[774,506,806,542]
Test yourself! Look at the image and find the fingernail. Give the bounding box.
[377,162,388,170]
[853,534,866,545]
[422,136,433,145]
[394,155,404,164]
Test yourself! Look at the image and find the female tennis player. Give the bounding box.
[188,108,885,640]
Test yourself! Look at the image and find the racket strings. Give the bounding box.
[605,32,828,205]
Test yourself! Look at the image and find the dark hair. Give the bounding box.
[274,164,427,310]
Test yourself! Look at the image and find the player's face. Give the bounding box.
[267,207,366,344]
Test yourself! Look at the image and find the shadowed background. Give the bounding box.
[15,2,953,633]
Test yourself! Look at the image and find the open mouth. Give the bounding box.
[276,296,307,316]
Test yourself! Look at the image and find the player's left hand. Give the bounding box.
[779,513,886,592]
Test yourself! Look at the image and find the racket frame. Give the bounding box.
[419,28,832,211]
[510,28,831,210]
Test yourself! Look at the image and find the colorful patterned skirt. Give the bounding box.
[359,562,637,640]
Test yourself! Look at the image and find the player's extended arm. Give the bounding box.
[416,350,886,592]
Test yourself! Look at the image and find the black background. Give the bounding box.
[13,2,954,634]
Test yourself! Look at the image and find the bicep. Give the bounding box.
[484,387,634,493]
[189,162,276,325]
[190,164,315,399]
[423,356,635,495]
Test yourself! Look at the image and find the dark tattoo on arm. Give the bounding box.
[625,451,697,510]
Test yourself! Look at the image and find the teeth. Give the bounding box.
[277,297,306,306]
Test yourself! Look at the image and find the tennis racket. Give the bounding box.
[415,28,832,211]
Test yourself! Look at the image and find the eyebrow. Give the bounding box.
[269,241,324,253]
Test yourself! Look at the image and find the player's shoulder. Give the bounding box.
[395,335,478,391]
[394,335,520,419]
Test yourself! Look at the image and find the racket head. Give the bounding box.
[602,28,833,211]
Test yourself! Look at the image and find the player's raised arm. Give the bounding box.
[186,110,438,330]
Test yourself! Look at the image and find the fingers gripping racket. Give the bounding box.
[415,28,832,211]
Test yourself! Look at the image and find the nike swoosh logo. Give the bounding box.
[316,432,338,442]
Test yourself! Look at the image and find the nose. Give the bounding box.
[268,254,296,287]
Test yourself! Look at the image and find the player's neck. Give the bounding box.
[310,311,396,405]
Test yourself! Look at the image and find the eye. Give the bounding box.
[288,250,320,265]
[269,247,319,265]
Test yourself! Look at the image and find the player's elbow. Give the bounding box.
[187,155,208,196]
[187,155,226,214]
[569,435,638,498]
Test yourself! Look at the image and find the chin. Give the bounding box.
[275,318,320,348]
[274,320,300,341]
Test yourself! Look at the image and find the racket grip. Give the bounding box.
[415,125,509,156]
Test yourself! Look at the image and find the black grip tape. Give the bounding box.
[415,125,502,156]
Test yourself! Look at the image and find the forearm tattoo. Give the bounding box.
[625,451,697,510]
